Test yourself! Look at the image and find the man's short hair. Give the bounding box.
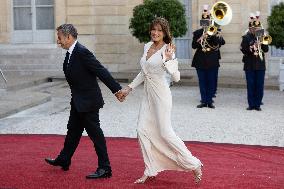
[56,24,78,39]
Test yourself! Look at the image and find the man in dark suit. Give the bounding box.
[191,26,225,109]
[240,17,269,111]
[45,24,124,179]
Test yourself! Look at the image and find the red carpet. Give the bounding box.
[0,135,283,189]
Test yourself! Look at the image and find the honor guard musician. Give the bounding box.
[191,2,230,108]
[240,11,271,111]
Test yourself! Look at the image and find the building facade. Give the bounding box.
[0,0,283,77]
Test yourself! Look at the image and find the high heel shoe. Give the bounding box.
[193,164,203,184]
[134,175,155,184]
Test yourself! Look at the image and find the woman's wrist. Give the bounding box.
[165,57,172,62]
[126,86,133,91]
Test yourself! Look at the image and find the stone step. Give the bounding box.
[1,64,62,70]
[0,90,51,119]
[0,54,63,59]
[220,44,240,53]
[0,44,65,76]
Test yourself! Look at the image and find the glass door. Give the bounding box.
[175,0,192,62]
[12,0,55,43]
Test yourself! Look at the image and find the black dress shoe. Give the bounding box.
[246,107,254,110]
[45,158,70,171]
[255,107,262,111]
[207,103,215,109]
[86,168,112,179]
[197,103,207,108]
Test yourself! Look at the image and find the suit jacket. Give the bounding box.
[191,28,225,69]
[63,42,122,112]
[240,32,269,71]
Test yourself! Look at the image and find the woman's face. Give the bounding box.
[150,24,164,43]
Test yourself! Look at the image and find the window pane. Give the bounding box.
[14,7,32,30]
[36,0,54,5]
[175,39,190,59]
[13,0,31,6]
[36,7,54,29]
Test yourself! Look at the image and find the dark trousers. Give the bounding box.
[58,103,111,170]
[196,68,216,104]
[245,70,265,108]
[213,67,219,95]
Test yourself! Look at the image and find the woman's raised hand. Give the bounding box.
[164,43,176,61]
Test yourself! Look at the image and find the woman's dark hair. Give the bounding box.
[149,17,172,44]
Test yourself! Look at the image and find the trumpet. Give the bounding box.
[207,25,218,36]
[255,34,271,60]
[253,24,272,60]
[261,34,272,45]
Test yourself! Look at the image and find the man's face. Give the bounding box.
[250,27,256,35]
[57,31,71,50]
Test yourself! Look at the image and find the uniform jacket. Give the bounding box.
[191,28,225,69]
[240,32,269,71]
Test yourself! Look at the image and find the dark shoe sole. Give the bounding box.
[45,158,70,171]
[86,172,112,179]
[62,166,69,171]
[207,105,215,109]
[197,104,207,108]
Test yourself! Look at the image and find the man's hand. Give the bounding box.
[115,90,125,102]
[197,33,207,43]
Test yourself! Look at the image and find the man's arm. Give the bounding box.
[80,48,122,94]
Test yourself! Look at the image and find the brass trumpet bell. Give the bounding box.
[211,1,232,26]
[262,34,272,45]
[207,25,217,35]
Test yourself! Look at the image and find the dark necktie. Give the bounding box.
[65,51,70,66]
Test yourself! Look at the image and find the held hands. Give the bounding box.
[115,86,132,102]
[115,90,125,102]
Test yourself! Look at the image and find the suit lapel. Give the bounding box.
[65,42,80,77]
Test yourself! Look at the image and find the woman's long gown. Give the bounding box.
[128,42,202,177]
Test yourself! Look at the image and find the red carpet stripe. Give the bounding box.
[0,135,283,189]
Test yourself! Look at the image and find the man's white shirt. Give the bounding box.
[67,40,78,63]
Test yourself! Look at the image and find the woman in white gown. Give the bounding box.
[122,17,203,184]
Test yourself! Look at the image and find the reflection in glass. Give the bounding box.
[14,7,32,30]
[36,7,54,30]
[36,0,54,5]
[13,0,31,6]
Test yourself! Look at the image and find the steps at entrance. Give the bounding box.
[0,44,64,76]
